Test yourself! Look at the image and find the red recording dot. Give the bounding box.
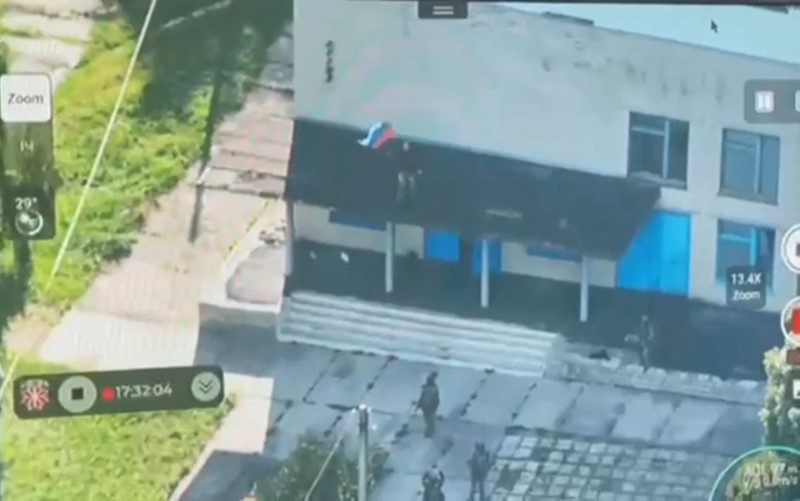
[101,387,115,402]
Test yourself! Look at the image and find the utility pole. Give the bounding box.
[357,404,370,501]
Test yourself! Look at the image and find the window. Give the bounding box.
[720,129,779,204]
[715,220,774,285]
[627,112,689,185]
[328,210,385,231]
[527,243,581,262]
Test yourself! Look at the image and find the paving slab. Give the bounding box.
[514,379,585,430]
[442,478,472,500]
[657,398,728,447]
[707,403,761,455]
[363,359,436,414]
[388,425,445,475]
[272,402,342,437]
[463,373,533,426]
[434,365,487,419]
[334,410,410,457]
[305,352,387,407]
[267,400,290,427]
[611,392,677,442]
[263,402,342,460]
[558,384,632,437]
[265,343,336,402]
[435,419,506,480]
[372,472,421,501]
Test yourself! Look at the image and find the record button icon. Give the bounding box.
[57,375,98,414]
[781,224,800,274]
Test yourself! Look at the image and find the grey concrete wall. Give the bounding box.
[293,1,800,310]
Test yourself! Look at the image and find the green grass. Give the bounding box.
[0,0,290,309]
[2,358,232,501]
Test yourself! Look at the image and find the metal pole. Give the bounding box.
[358,404,370,501]
[385,223,395,294]
[579,256,589,322]
[480,239,489,308]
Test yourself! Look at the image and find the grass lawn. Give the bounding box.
[0,0,291,309]
[2,358,232,501]
[0,0,291,497]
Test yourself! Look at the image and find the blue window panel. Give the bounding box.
[471,239,502,274]
[715,220,774,286]
[424,230,460,263]
[618,211,691,296]
[527,243,581,262]
[618,214,662,292]
[328,210,385,231]
[657,212,691,296]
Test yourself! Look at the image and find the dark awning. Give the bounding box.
[286,118,661,259]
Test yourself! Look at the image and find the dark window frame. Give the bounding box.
[719,129,780,205]
[627,112,690,188]
[328,210,385,231]
[715,219,775,288]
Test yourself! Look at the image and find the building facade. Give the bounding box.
[288,2,800,317]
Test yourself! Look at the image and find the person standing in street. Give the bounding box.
[467,442,491,501]
[422,464,445,501]
[417,372,440,438]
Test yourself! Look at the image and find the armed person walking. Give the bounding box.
[422,463,445,501]
[467,442,491,501]
[416,372,440,438]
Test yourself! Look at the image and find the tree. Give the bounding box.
[256,436,390,501]
[721,348,800,499]
[761,347,800,446]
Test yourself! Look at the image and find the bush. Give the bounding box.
[256,436,390,501]
[761,347,800,446]
[722,348,800,498]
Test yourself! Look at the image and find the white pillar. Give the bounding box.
[480,239,490,308]
[385,222,395,294]
[285,201,294,276]
[580,256,589,322]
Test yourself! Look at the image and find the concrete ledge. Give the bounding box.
[199,199,284,329]
[199,299,280,328]
[546,354,765,406]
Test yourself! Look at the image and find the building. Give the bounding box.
[282,2,800,376]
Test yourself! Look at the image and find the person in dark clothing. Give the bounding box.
[422,464,445,501]
[417,372,440,437]
[625,314,655,370]
[389,141,420,204]
[467,442,491,501]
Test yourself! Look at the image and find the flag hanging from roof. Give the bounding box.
[358,121,396,150]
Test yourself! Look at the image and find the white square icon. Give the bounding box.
[0,74,52,123]
[793,379,800,399]
[755,90,775,113]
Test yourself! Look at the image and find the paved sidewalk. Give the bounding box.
[172,334,757,500]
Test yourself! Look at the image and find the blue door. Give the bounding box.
[424,230,460,263]
[471,239,502,274]
[618,212,691,296]
[658,212,691,295]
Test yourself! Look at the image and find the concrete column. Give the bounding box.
[480,239,490,308]
[285,201,294,276]
[580,256,589,322]
[385,222,395,294]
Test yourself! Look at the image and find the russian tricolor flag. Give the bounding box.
[358,121,397,150]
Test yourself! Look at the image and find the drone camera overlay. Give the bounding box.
[0,0,799,500]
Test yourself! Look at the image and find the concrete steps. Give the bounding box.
[278,291,563,377]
